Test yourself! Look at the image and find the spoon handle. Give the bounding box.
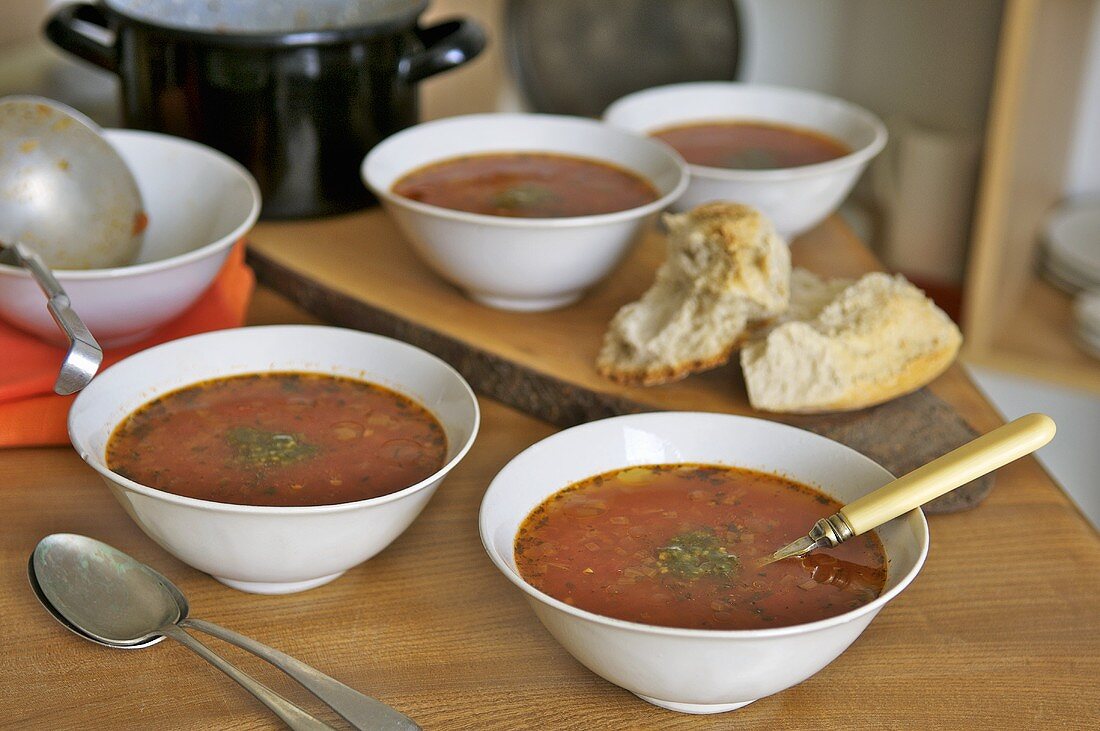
[160,624,335,731]
[5,241,102,394]
[840,413,1056,535]
[761,414,1057,566]
[181,618,420,731]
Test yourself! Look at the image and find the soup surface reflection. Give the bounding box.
[652,121,850,170]
[515,464,886,630]
[107,372,447,507]
[392,152,659,218]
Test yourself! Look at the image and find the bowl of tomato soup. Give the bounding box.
[480,412,927,714]
[604,83,887,237]
[69,325,479,594]
[362,113,688,311]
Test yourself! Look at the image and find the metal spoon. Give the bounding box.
[760,413,1057,566]
[0,241,101,394]
[0,96,144,269]
[30,534,420,731]
[0,96,140,392]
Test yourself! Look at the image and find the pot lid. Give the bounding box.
[104,0,426,36]
[505,0,742,117]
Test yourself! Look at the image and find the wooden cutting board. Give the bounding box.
[247,209,989,512]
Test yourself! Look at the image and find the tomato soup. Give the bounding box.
[391,152,659,218]
[107,372,447,507]
[652,121,850,170]
[515,464,885,630]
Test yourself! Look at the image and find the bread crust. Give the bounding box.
[752,342,959,413]
[741,271,962,413]
[596,203,790,385]
[597,331,756,386]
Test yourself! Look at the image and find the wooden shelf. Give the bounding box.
[962,0,1100,392]
[966,276,1100,393]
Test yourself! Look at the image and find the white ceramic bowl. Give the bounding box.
[604,83,887,237]
[362,113,688,311]
[0,129,260,347]
[69,325,480,595]
[480,412,927,714]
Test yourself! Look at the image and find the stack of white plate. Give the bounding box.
[1075,290,1100,360]
[1039,203,1100,295]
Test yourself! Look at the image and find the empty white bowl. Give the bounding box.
[362,113,688,311]
[0,129,260,347]
[604,83,887,237]
[69,325,480,594]
[480,412,927,714]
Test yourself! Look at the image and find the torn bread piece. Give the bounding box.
[741,270,962,412]
[597,202,791,385]
[785,267,853,323]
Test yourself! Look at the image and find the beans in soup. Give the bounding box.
[515,464,886,630]
[107,372,447,507]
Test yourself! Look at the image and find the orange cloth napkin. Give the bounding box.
[0,243,254,447]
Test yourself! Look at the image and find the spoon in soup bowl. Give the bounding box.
[30,534,420,731]
[0,96,149,393]
[760,413,1056,566]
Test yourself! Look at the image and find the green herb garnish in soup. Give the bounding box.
[515,464,886,630]
[489,183,559,211]
[107,372,447,507]
[225,426,318,467]
[391,152,659,218]
[651,120,850,170]
[657,529,741,581]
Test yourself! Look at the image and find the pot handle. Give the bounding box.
[402,18,486,83]
[44,3,118,73]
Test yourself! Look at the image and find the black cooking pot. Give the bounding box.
[45,0,485,218]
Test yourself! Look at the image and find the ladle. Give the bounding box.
[761,413,1057,566]
[0,96,144,269]
[30,534,420,730]
[0,96,143,392]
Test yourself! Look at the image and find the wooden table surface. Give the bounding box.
[3,290,1099,730]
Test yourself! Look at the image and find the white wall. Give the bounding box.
[0,0,46,47]
[738,0,1001,272]
[1065,2,1100,199]
[738,0,1002,136]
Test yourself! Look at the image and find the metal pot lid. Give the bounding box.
[505,0,742,117]
[103,0,426,35]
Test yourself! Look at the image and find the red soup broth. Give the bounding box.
[652,121,850,170]
[515,464,886,630]
[106,372,447,507]
[391,152,659,218]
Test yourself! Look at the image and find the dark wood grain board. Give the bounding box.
[244,209,991,513]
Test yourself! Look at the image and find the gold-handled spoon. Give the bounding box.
[760,413,1057,566]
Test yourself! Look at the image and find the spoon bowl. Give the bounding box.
[26,553,162,649]
[32,534,177,646]
[0,96,144,269]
